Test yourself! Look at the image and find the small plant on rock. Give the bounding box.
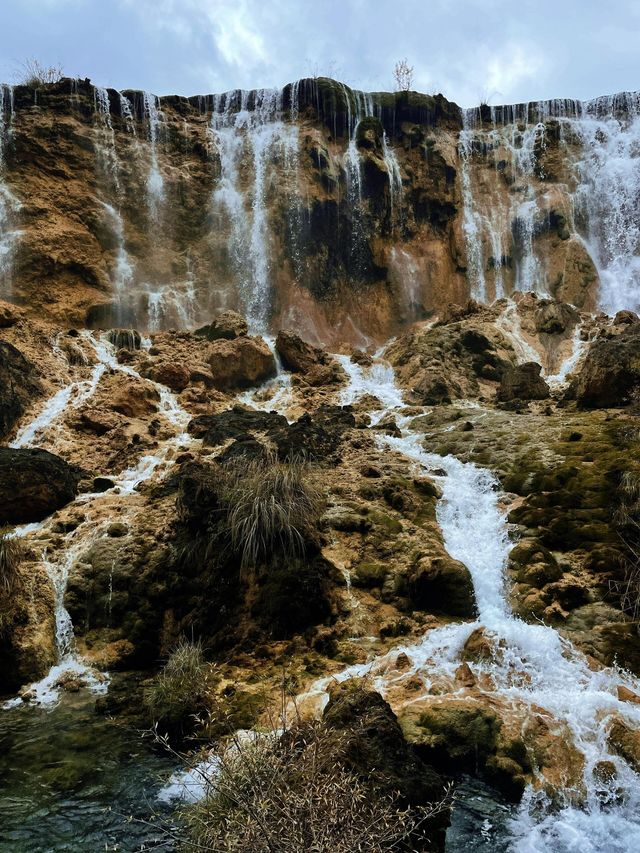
[18,59,64,88]
[217,452,323,577]
[144,638,211,736]
[0,528,24,594]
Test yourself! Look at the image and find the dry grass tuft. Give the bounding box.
[217,452,323,576]
[0,528,24,595]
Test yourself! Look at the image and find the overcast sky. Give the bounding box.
[0,0,638,107]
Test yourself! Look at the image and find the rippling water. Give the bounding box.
[0,687,178,852]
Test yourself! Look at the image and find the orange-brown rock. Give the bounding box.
[207,336,276,390]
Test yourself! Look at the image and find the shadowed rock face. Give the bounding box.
[568,324,640,407]
[0,341,42,439]
[0,447,78,523]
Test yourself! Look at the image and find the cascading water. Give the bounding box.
[0,83,20,298]
[7,332,193,706]
[143,91,165,216]
[209,88,300,334]
[293,354,640,851]
[459,92,640,311]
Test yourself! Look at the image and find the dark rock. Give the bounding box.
[0,447,78,523]
[107,329,141,350]
[567,324,640,407]
[406,554,476,617]
[187,405,288,445]
[0,341,42,439]
[534,302,578,335]
[271,405,355,461]
[613,310,639,326]
[497,362,550,402]
[323,684,446,809]
[195,310,248,341]
[93,476,115,492]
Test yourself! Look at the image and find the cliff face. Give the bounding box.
[0,78,637,344]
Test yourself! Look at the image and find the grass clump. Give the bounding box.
[218,452,323,576]
[0,528,24,594]
[144,639,211,736]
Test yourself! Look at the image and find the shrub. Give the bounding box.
[18,59,64,88]
[217,452,323,577]
[179,715,449,852]
[144,639,210,736]
[612,469,640,624]
[0,528,24,594]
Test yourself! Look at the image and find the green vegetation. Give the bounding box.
[0,528,24,594]
[144,639,211,735]
[217,452,323,577]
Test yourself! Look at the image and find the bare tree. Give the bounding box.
[17,59,64,88]
[393,59,414,92]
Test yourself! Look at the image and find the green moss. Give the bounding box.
[352,561,388,589]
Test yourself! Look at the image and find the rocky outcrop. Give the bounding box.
[275,330,345,387]
[405,554,476,617]
[386,309,516,404]
[0,447,78,523]
[208,337,276,391]
[568,324,640,407]
[0,558,56,693]
[0,340,42,439]
[195,311,249,341]
[497,362,550,402]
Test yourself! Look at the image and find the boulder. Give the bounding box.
[613,311,639,326]
[508,539,562,588]
[0,299,22,328]
[144,361,190,393]
[567,325,640,407]
[323,684,446,810]
[0,447,78,523]
[406,554,476,617]
[108,376,160,418]
[608,718,640,772]
[497,362,550,402]
[208,336,276,390]
[275,330,325,373]
[195,310,248,341]
[187,405,288,445]
[0,341,42,439]
[534,302,578,335]
[271,406,355,461]
[276,330,345,387]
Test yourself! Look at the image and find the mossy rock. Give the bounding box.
[352,561,388,589]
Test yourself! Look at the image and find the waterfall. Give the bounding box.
[0,83,20,299]
[570,94,640,314]
[209,88,299,335]
[459,92,640,311]
[8,332,193,706]
[291,354,640,851]
[143,91,165,216]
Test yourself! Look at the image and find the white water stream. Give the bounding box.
[460,93,640,311]
[293,354,640,851]
[7,331,192,706]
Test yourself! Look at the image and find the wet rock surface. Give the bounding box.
[0,447,79,523]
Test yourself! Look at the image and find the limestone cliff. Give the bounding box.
[1,78,635,345]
